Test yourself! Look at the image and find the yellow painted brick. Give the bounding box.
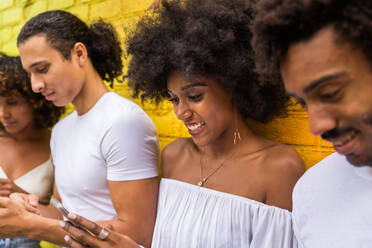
[0,7,23,27]
[2,40,18,55]
[159,136,177,150]
[68,4,89,21]
[15,0,30,6]
[151,111,189,138]
[112,16,140,45]
[319,136,334,147]
[12,23,23,40]
[0,0,13,11]
[295,147,334,169]
[76,0,91,3]
[0,26,12,43]
[248,116,318,146]
[48,0,74,10]
[90,0,120,20]
[123,0,153,14]
[24,0,47,20]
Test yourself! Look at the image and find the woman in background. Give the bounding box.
[61,0,305,247]
[0,54,63,248]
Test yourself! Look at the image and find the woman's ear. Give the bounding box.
[71,42,88,67]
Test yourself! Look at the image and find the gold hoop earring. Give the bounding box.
[233,128,241,145]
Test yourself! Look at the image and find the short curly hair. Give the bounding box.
[0,54,64,131]
[252,0,372,85]
[125,0,288,122]
[17,10,123,87]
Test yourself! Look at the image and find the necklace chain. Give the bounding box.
[197,143,276,187]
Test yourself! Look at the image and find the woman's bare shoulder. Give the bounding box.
[161,138,194,177]
[260,142,306,210]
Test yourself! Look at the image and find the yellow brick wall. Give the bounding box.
[0,0,334,169]
[0,0,334,246]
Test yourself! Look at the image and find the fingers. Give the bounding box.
[9,193,40,215]
[0,178,9,183]
[64,235,86,248]
[27,194,39,207]
[24,202,40,215]
[0,190,10,197]
[68,213,104,237]
[61,221,101,248]
[0,196,10,207]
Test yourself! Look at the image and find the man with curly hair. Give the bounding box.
[252,0,372,247]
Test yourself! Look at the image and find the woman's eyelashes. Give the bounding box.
[168,93,203,105]
[188,94,203,102]
[168,97,179,104]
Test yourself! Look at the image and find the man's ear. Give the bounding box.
[71,42,88,67]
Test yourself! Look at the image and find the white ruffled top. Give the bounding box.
[151,178,297,248]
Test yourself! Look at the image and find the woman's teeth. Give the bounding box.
[187,122,205,131]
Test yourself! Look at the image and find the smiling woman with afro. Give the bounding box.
[125,0,289,123]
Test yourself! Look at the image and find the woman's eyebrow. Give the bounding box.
[181,82,207,91]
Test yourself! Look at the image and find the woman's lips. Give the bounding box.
[186,121,205,136]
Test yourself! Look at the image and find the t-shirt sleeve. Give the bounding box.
[101,108,159,181]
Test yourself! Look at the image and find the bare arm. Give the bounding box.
[37,184,64,219]
[94,177,159,247]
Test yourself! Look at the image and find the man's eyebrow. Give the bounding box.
[181,82,208,91]
[304,73,346,94]
[29,61,46,69]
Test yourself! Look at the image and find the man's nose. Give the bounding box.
[307,103,336,137]
[30,74,45,93]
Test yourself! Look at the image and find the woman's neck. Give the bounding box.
[2,126,50,142]
[198,117,255,159]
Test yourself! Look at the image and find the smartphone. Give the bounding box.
[51,198,70,219]
[51,198,82,229]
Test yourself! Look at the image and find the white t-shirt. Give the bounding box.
[51,92,159,221]
[292,152,372,248]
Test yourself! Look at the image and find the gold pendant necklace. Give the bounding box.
[197,143,277,187]
[198,153,228,187]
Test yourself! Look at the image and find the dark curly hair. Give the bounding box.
[252,0,372,85]
[0,53,64,131]
[125,0,288,122]
[17,10,123,87]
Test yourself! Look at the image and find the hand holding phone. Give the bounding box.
[51,198,70,218]
[50,198,83,229]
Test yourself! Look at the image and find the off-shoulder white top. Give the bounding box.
[152,178,297,248]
